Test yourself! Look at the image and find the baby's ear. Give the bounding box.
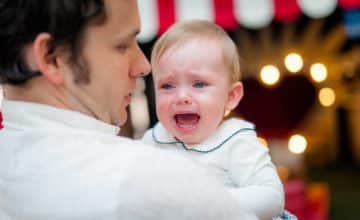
[226,81,243,111]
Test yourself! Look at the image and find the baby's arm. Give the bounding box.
[227,134,284,220]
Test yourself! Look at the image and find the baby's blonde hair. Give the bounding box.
[151,19,241,83]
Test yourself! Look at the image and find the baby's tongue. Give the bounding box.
[175,114,200,127]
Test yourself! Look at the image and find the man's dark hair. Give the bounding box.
[0,0,105,85]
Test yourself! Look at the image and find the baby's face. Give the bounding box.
[153,38,235,144]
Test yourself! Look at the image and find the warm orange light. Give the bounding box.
[288,134,307,154]
[310,63,328,82]
[258,137,268,148]
[284,53,303,73]
[319,88,335,107]
[260,65,280,86]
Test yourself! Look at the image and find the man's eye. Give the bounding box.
[193,81,207,88]
[117,44,130,52]
[160,83,173,90]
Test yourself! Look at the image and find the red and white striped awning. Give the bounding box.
[137,0,360,42]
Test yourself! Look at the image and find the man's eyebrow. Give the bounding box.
[133,29,140,36]
[119,29,140,41]
[130,29,141,38]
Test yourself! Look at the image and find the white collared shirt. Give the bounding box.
[143,118,285,220]
[0,100,256,220]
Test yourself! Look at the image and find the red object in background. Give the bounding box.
[306,183,330,220]
[147,0,354,36]
[284,180,330,220]
[213,0,237,30]
[284,180,307,220]
[157,0,176,34]
[236,75,317,139]
[338,0,360,9]
[0,111,3,129]
[274,0,302,22]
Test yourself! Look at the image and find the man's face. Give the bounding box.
[153,38,233,144]
[61,0,150,126]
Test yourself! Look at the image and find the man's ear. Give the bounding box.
[33,33,64,85]
[225,81,243,111]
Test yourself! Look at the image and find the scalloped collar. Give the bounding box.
[151,118,255,153]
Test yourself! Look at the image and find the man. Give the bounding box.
[0,0,256,219]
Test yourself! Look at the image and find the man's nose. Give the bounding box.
[131,43,151,78]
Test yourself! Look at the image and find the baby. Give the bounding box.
[142,20,284,220]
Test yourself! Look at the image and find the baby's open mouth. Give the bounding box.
[174,113,200,129]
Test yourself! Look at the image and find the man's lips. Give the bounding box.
[124,93,132,105]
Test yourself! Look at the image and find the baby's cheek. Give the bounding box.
[156,103,172,122]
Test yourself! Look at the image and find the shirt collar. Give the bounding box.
[1,99,120,135]
[152,118,255,153]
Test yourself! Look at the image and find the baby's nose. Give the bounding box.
[176,89,193,105]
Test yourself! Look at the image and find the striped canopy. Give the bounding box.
[138,0,360,42]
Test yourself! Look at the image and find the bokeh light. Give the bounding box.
[319,87,336,107]
[260,65,280,86]
[310,63,328,82]
[288,134,307,154]
[284,53,303,73]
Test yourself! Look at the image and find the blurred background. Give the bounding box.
[131,1,360,220]
[0,0,359,220]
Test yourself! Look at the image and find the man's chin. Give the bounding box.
[116,114,127,127]
[110,108,126,126]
